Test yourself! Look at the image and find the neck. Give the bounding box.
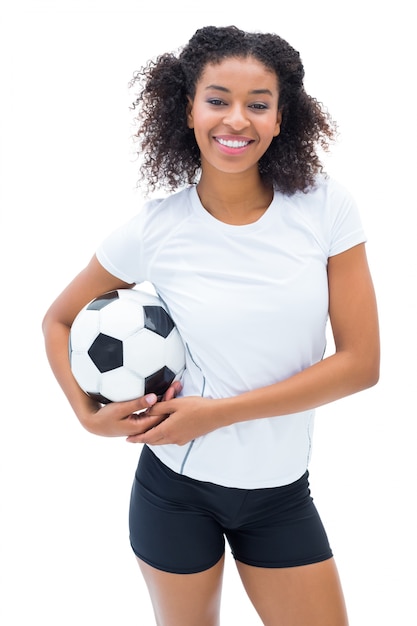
[196,169,273,226]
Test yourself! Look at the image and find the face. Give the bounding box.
[187,56,282,177]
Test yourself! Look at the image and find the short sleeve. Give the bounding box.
[96,201,157,284]
[327,179,367,257]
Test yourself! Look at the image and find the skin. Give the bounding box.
[42,56,380,625]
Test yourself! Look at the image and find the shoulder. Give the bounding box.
[140,186,195,218]
[289,175,357,208]
[276,175,366,256]
[280,175,361,225]
[119,187,195,239]
[120,186,197,252]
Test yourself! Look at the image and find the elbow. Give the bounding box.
[41,307,67,340]
[358,353,380,391]
[41,312,49,337]
[338,348,380,393]
[41,309,53,338]
[363,365,380,389]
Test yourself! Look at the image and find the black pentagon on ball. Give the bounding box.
[143,306,175,338]
[145,366,176,397]
[88,333,123,373]
[87,290,120,311]
[87,391,112,405]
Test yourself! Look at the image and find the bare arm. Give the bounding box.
[42,255,178,436]
[131,243,380,445]
[219,242,380,420]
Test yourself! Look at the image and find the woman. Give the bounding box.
[43,25,380,626]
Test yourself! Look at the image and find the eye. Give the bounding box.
[249,103,269,110]
[207,98,226,106]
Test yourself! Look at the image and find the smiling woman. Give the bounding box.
[185,57,281,183]
[130,25,337,196]
[184,56,283,223]
[42,24,379,626]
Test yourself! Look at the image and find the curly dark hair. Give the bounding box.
[130,25,337,195]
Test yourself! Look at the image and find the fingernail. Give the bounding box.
[145,394,157,405]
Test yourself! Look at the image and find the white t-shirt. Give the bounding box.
[96,177,366,488]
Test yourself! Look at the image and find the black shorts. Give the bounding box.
[129,445,333,574]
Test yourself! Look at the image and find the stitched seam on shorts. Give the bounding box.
[228,490,251,528]
[233,551,333,569]
[130,542,225,574]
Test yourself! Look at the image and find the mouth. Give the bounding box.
[214,136,254,154]
[215,137,251,148]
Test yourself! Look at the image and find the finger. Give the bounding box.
[108,393,158,418]
[126,425,165,444]
[146,400,173,417]
[124,410,167,435]
[163,387,176,402]
[162,380,183,401]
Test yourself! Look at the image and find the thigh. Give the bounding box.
[236,558,349,626]
[129,446,225,574]
[138,554,225,626]
[226,472,333,569]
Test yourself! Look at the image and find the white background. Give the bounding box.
[0,1,415,624]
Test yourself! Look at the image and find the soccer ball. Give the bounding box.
[69,288,185,403]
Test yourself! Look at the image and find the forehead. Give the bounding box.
[197,56,279,92]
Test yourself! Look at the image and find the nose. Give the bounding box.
[222,104,250,131]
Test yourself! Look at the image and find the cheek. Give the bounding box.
[189,127,208,156]
[189,113,214,143]
[262,116,281,140]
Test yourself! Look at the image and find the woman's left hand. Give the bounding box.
[126,396,222,446]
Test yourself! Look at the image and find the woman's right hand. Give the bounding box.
[78,380,182,438]
[78,393,159,437]
[43,255,184,438]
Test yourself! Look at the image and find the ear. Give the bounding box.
[186,96,194,129]
[273,109,283,137]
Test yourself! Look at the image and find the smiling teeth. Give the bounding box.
[217,138,249,148]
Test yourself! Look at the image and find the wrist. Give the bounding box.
[210,396,242,429]
[72,394,102,433]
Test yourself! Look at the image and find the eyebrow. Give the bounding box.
[205,84,274,96]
